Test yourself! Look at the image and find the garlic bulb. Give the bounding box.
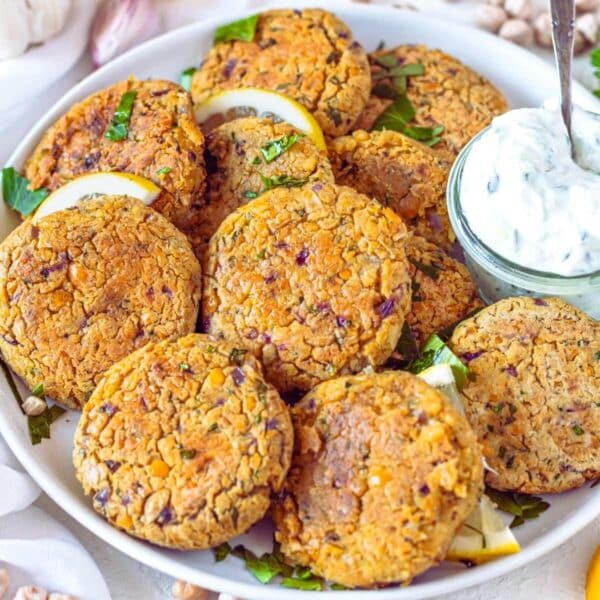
[0,0,31,60]
[90,0,162,68]
[27,0,72,44]
[0,0,71,61]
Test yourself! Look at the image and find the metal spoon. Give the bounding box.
[550,0,576,147]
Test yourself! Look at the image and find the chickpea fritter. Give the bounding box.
[24,78,207,257]
[273,370,483,588]
[329,129,453,251]
[191,9,371,137]
[198,117,334,266]
[449,297,600,494]
[202,183,411,393]
[0,196,201,409]
[74,334,293,549]
[353,45,508,160]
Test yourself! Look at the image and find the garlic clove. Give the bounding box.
[90,0,162,68]
[475,4,508,33]
[504,0,532,20]
[26,0,72,44]
[533,12,553,47]
[576,12,599,43]
[0,0,30,61]
[499,18,534,46]
[22,395,47,416]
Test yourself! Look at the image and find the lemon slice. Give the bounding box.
[417,364,463,414]
[447,495,521,563]
[34,172,161,220]
[194,88,326,151]
[587,546,600,599]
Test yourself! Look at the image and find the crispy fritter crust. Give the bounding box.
[73,334,293,549]
[0,196,201,409]
[353,45,508,159]
[198,117,334,267]
[191,9,371,137]
[24,79,207,255]
[272,370,483,588]
[406,235,482,347]
[449,297,600,494]
[202,183,411,393]
[328,129,453,250]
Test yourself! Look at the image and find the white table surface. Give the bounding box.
[0,1,598,598]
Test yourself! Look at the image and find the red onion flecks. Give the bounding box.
[90,0,161,68]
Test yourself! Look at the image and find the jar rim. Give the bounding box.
[446,128,600,288]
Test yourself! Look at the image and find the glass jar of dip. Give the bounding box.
[447,130,600,319]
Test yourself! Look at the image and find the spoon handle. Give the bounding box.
[550,0,576,139]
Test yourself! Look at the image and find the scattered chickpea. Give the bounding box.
[475,4,508,32]
[533,12,553,48]
[13,587,48,600]
[504,0,532,20]
[22,395,47,417]
[171,579,208,600]
[0,568,8,598]
[499,18,534,46]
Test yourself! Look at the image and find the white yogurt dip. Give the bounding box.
[459,104,600,277]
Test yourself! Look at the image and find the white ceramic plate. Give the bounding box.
[1,2,599,598]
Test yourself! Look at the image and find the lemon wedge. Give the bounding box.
[446,495,521,563]
[34,172,161,220]
[418,364,519,562]
[587,546,600,600]
[194,88,326,151]
[417,363,463,414]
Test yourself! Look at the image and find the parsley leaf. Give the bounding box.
[260,134,304,163]
[31,383,44,398]
[374,95,415,128]
[281,576,323,591]
[2,167,48,217]
[213,542,232,562]
[409,333,469,390]
[28,405,66,445]
[104,91,137,142]
[485,487,550,528]
[179,66,196,91]
[156,167,171,176]
[260,174,308,191]
[214,15,259,44]
[229,543,292,584]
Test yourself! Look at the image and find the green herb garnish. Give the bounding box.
[31,383,44,398]
[2,167,48,217]
[244,190,258,199]
[573,424,584,436]
[179,362,191,371]
[260,174,308,191]
[281,576,323,591]
[156,167,172,176]
[229,543,291,584]
[0,361,64,445]
[485,487,550,528]
[28,405,66,445]
[180,449,197,459]
[214,542,232,562]
[409,333,469,390]
[408,257,441,280]
[214,15,259,44]
[260,134,304,163]
[179,66,196,91]
[104,91,137,142]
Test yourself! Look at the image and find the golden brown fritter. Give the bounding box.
[198,117,334,267]
[202,183,411,393]
[24,78,207,256]
[0,196,201,409]
[352,45,508,159]
[449,297,600,494]
[273,370,483,588]
[328,129,454,251]
[73,334,293,549]
[191,9,371,137]
[406,235,482,347]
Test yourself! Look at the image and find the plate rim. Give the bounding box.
[1,2,599,598]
